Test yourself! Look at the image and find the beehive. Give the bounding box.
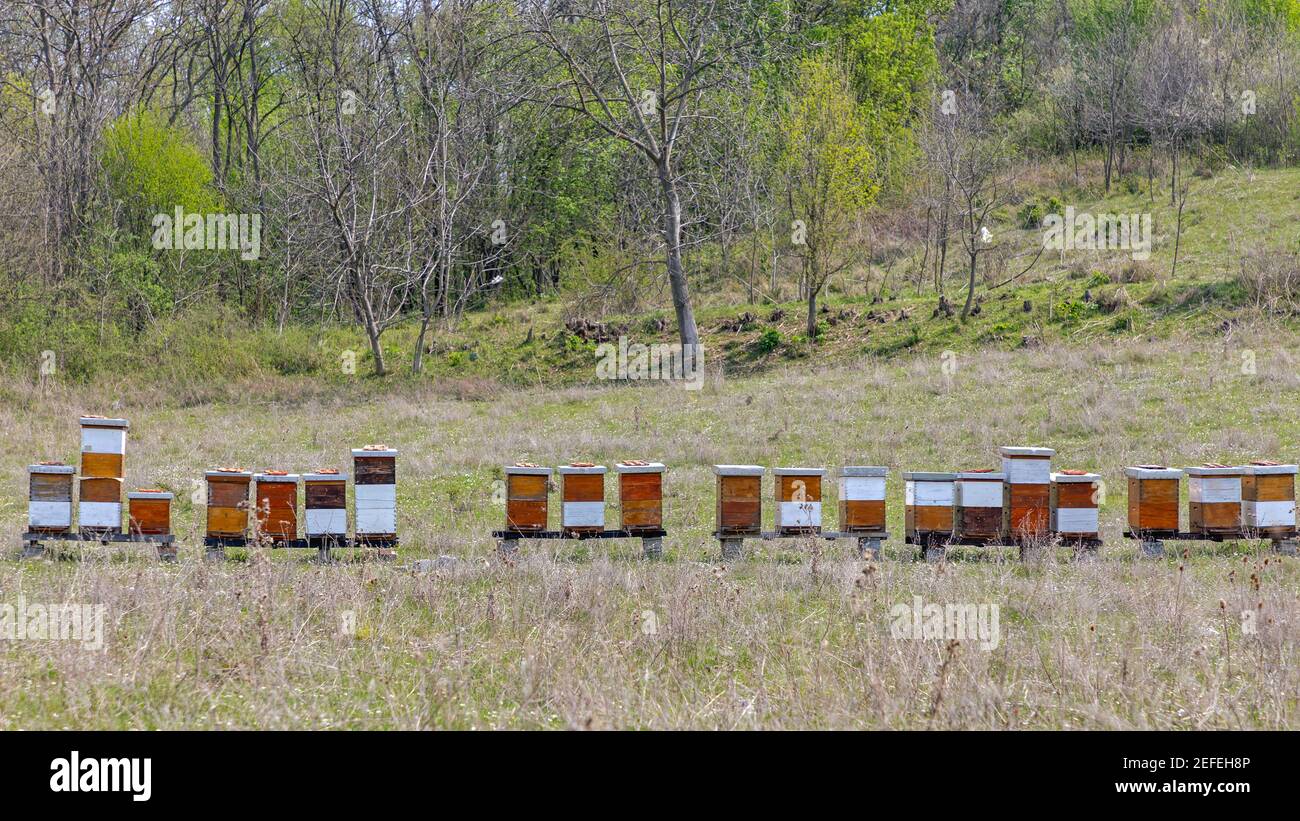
[838,466,887,534]
[254,472,299,542]
[558,463,607,534]
[28,463,74,534]
[1000,446,1055,540]
[504,464,551,531]
[128,490,172,536]
[205,469,252,539]
[353,446,398,541]
[773,468,826,534]
[303,470,348,540]
[1241,461,1298,538]
[614,461,665,533]
[1186,464,1244,536]
[955,469,1006,542]
[1050,470,1101,539]
[904,471,956,543]
[1124,465,1181,536]
[714,465,764,536]
[78,416,128,533]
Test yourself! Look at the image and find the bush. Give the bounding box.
[755,327,782,353]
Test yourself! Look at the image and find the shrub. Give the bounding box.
[755,327,782,353]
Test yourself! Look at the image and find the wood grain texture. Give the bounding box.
[354,456,396,485]
[1129,477,1179,531]
[79,452,123,479]
[305,481,346,509]
[778,475,821,502]
[29,474,73,501]
[128,499,170,535]
[719,475,760,500]
[79,477,122,503]
[562,473,604,502]
[1008,483,1050,536]
[255,482,298,539]
[1190,501,1241,531]
[1054,482,1098,508]
[207,506,248,536]
[620,498,662,530]
[506,499,547,530]
[1243,474,1294,502]
[958,506,1005,538]
[207,479,249,507]
[906,504,954,534]
[508,474,548,500]
[619,472,662,502]
[839,499,886,531]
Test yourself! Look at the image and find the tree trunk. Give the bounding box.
[961,251,978,319]
[658,164,699,348]
[806,288,817,339]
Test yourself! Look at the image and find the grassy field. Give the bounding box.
[1,325,1297,729]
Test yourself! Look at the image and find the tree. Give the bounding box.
[780,53,878,339]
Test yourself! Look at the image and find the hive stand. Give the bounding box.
[20,531,178,562]
[493,528,668,560]
[202,534,398,562]
[712,530,893,562]
[1121,530,1298,557]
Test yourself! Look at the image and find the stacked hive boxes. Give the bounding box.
[615,461,665,533]
[303,470,348,542]
[773,467,825,534]
[254,471,299,543]
[1186,464,1244,537]
[206,469,252,540]
[353,447,398,543]
[904,471,955,544]
[1125,466,1181,537]
[954,469,1006,542]
[79,416,129,534]
[838,466,888,534]
[1241,461,1297,538]
[28,463,74,534]
[558,463,606,534]
[714,465,764,536]
[504,464,551,531]
[1000,446,1054,541]
[1050,470,1101,541]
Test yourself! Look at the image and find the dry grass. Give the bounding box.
[0,332,1297,729]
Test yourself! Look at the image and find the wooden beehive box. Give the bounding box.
[1186,464,1244,536]
[1124,465,1181,537]
[206,469,252,539]
[714,465,764,536]
[1241,461,1297,538]
[838,466,887,534]
[28,463,74,534]
[504,464,552,531]
[614,461,665,533]
[1050,470,1101,539]
[254,471,299,542]
[773,467,826,534]
[78,415,128,534]
[353,446,398,540]
[955,469,1006,542]
[128,490,173,536]
[303,470,348,539]
[558,463,607,534]
[999,446,1055,541]
[904,471,955,544]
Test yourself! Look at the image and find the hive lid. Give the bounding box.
[303,471,349,482]
[205,468,252,479]
[613,461,665,473]
[840,466,888,477]
[79,415,129,429]
[713,464,765,476]
[254,472,300,482]
[903,471,957,481]
[557,463,607,475]
[772,467,827,476]
[128,490,174,500]
[352,446,398,457]
[505,464,553,476]
[957,470,1005,480]
[1052,471,1100,482]
[998,446,1055,457]
[1124,466,1183,479]
[1243,461,1299,475]
[28,463,74,474]
[1184,464,1245,476]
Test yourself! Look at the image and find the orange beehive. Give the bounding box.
[504,464,551,531]
[28,463,74,534]
[558,463,607,534]
[1186,464,1244,537]
[206,469,252,539]
[128,490,173,536]
[954,469,1006,542]
[254,472,299,542]
[714,465,764,536]
[1050,471,1101,539]
[1000,446,1055,541]
[1125,466,1181,536]
[904,471,955,543]
[614,461,665,532]
[838,466,888,534]
[1241,461,1297,538]
[773,467,826,534]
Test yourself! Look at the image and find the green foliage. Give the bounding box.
[756,327,782,353]
[102,108,220,237]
